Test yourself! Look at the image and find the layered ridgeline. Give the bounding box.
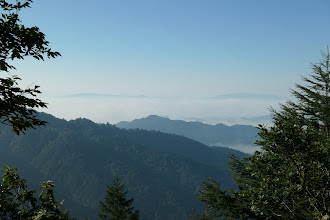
[0,113,247,220]
[117,115,259,154]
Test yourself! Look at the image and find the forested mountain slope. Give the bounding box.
[0,113,247,219]
[117,115,259,153]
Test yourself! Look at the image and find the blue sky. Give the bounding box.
[10,0,330,124]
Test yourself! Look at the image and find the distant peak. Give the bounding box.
[144,115,169,120]
[215,123,227,127]
[146,115,162,118]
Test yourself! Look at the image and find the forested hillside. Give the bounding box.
[0,113,247,219]
[117,115,259,153]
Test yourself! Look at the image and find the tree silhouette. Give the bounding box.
[198,50,330,219]
[99,177,139,220]
[0,165,77,219]
[0,0,60,134]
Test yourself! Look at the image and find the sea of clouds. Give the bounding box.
[41,93,286,126]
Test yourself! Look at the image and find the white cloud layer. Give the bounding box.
[41,93,285,126]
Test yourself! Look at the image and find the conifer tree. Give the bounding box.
[98,177,140,220]
[198,50,330,219]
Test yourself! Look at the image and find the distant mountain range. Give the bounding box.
[0,113,247,219]
[117,115,260,154]
[68,93,149,99]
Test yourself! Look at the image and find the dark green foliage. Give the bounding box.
[99,177,139,220]
[198,51,330,219]
[0,113,248,219]
[0,2,71,217]
[0,76,47,135]
[188,207,218,220]
[0,0,60,134]
[0,165,76,219]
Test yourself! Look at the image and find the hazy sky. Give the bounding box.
[10,0,330,125]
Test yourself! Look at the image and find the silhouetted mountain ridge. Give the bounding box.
[117,115,259,153]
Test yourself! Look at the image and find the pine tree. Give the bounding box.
[98,177,140,220]
[198,50,330,219]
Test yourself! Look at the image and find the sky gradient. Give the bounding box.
[9,0,330,125]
